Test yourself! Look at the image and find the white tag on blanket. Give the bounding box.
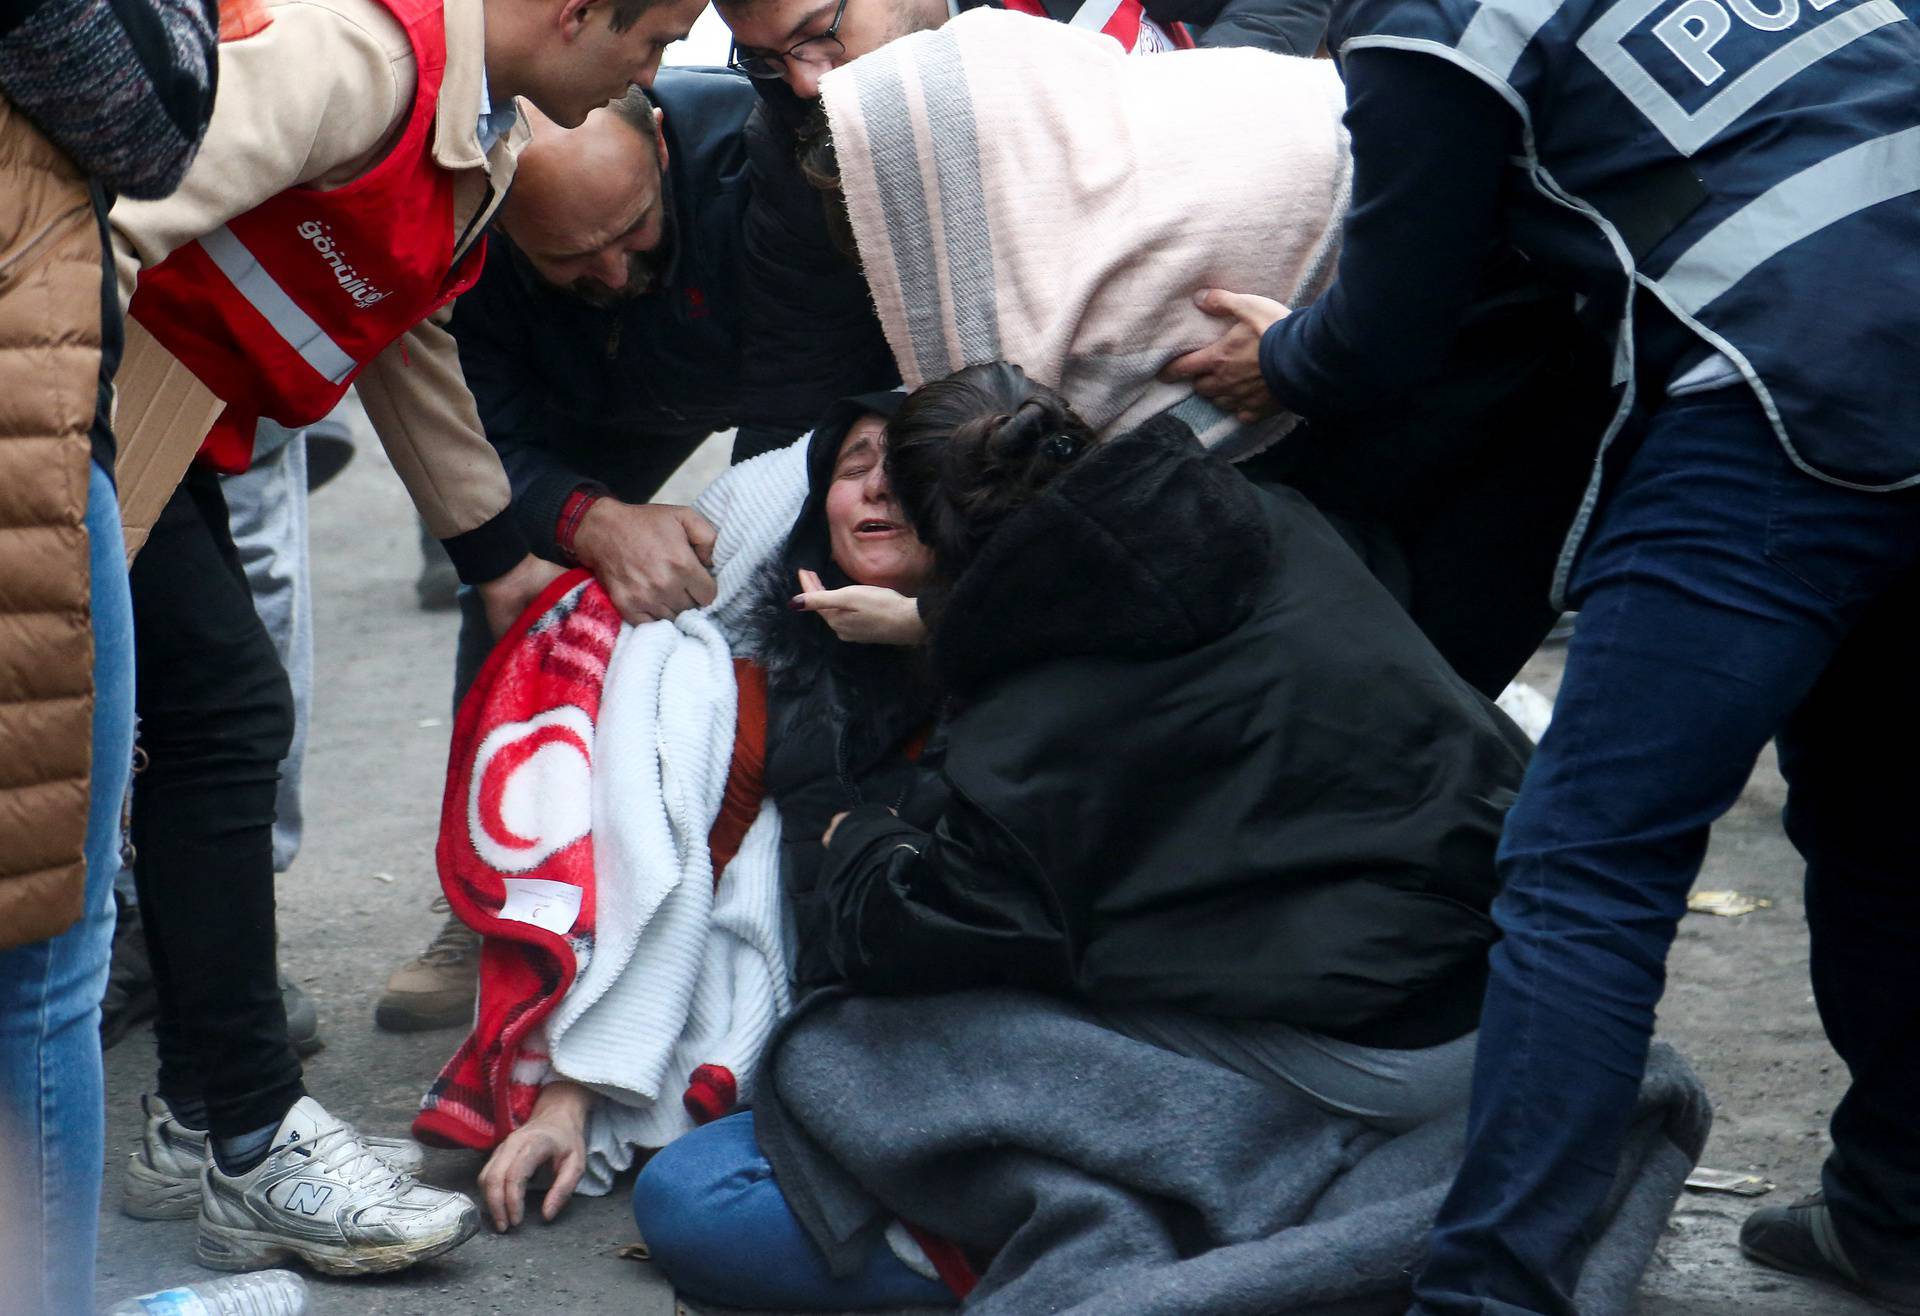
[497,878,583,936]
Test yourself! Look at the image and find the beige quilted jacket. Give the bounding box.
[0,94,101,950]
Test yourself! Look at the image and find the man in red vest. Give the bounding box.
[104,0,705,1278]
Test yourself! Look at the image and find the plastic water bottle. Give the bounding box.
[107,1271,308,1315]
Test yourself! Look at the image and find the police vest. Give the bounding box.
[128,0,488,473]
[1331,0,1920,492]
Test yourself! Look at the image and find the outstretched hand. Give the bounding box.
[1160,288,1291,424]
[477,1080,592,1232]
[792,569,926,646]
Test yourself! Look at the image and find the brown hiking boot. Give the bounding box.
[375,897,480,1032]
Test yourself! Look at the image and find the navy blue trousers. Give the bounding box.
[1412,389,1920,1314]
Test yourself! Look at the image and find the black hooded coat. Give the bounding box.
[815,417,1533,1048]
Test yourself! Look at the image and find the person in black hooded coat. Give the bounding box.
[746,392,950,991]
[822,362,1533,1055]
[485,394,955,1311]
[617,394,963,1311]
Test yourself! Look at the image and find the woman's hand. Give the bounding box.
[477,1079,593,1232]
[792,569,927,646]
[1160,289,1291,424]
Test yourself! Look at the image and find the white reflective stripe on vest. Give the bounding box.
[1457,0,1566,80]
[1661,125,1920,315]
[197,225,358,386]
[1070,0,1130,33]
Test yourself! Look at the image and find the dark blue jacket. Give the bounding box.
[451,67,893,560]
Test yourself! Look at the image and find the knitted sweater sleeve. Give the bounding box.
[708,660,769,879]
[0,0,216,198]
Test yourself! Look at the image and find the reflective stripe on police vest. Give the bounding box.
[1660,125,1920,315]
[198,225,358,385]
[1457,0,1564,80]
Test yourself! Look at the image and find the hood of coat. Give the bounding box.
[742,390,908,691]
[931,416,1272,698]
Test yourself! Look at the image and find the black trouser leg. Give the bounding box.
[131,469,302,1138]
[452,585,492,714]
[1780,571,1920,1282]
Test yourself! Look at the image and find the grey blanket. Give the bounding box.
[755,989,1711,1315]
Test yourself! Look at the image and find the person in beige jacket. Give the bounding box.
[107,0,708,1280]
[111,0,704,617]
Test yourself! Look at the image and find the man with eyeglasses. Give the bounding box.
[722,0,1335,98]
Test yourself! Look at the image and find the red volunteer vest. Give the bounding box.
[1000,0,1197,51]
[128,0,488,472]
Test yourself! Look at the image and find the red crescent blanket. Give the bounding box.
[414,571,615,1150]
[413,572,768,1150]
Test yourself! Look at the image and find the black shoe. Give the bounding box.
[305,431,355,493]
[1740,1192,1920,1314]
[102,895,159,1050]
[281,973,323,1058]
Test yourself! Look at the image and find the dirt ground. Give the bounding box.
[94,418,1881,1315]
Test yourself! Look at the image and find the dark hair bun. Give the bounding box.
[885,363,1096,581]
[1040,431,1082,463]
[986,400,1083,470]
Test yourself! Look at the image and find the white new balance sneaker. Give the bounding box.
[124,1093,426,1221]
[196,1097,480,1276]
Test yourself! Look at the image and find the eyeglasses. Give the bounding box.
[728,0,850,80]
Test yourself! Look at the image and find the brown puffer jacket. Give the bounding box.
[0,94,101,950]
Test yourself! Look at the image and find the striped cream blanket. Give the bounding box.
[820,7,1351,456]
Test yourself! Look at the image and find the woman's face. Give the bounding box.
[825,415,933,594]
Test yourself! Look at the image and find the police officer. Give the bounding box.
[1165,0,1920,1310]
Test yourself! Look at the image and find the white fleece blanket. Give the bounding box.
[821,8,1351,457]
[544,438,811,1193]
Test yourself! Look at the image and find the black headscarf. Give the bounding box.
[749,390,909,693]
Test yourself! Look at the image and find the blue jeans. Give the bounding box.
[0,461,135,1316]
[1411,391,1920,1314]
[632,1111,956,1310]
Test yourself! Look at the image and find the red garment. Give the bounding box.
[415,596,772,1150]
[709,660,768,880]
[997,0,1196,49]
[128,0,486,472]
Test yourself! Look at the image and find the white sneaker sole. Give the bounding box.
[123,1142,425,1224]
[195,1205,481,1276]
[122,1151,201,1221]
